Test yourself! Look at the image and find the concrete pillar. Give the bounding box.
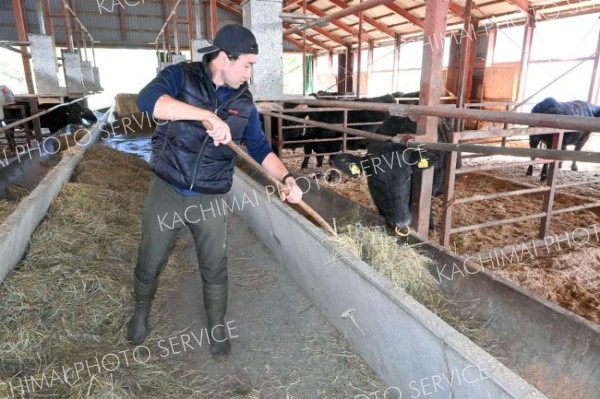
[242,0,283,101]
[191,39,212,62]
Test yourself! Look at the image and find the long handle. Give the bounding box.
[202,120,337,236]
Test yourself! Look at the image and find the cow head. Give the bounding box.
[333,142,440,235]
[69,103,97,125]
[532,97,559,114]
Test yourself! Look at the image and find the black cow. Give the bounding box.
[526,97,599,180]
[261,96,395,169]
[298,94,396,169]
[333,116,450,234]
[2,102,96,150]
[39,102,97,133]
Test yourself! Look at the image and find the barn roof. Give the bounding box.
[0,0,598,54]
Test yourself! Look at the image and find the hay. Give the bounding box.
[330,219,499,357]
[0,200,18,221]
[0,153,63,222]
[0,145,208,398]
[114,94,140,118]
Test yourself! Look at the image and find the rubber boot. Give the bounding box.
[203,281,231,361]
[127,278,156,345]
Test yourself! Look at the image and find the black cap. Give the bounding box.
[197,24,259,55]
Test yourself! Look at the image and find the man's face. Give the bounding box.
[222,54,256,89]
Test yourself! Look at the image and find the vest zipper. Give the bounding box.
[188,85,248,191]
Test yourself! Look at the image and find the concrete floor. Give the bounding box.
[153,214,387,399]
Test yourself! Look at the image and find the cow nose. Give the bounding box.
[395,226,410,237]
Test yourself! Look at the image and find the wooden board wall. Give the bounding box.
[483,63,520,101]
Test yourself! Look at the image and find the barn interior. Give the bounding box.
[0,0,599,398]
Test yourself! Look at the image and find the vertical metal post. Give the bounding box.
[455,0,473,131]
[62,0,74,52]
[411,167,435,238]
[44,0,54,36]
[264,115,272,145]
[277,117,284,156]
[82,32,88,62]
[392,34,401,93]
[173,6,180,54]
[163,0,171,55]
[36,0,47,35]
[366,43,373,95]
[515,10,535,111]
[413,0,449,237]
[588,29,600,103]
[12,0,35,94]
[345,44,354,93]
[195,0,202,39]
[302,0,307,96]
[337,52,346,92]
[91,39,97,66]
[186,0,193,49]
[539,132,563,238]
[342,109,348,152]
[440,133,459,247]
[71,0,81,50]
[417,0,448,141]
[356,9,363,98]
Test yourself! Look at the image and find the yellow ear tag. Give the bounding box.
[349,163,361,176]
[418,158,429,169]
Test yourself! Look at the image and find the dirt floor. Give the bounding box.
[281,146,600,324]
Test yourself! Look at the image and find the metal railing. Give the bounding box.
[261,98,600,251]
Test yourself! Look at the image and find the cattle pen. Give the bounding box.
[257,98,600,397]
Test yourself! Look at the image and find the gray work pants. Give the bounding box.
[135,175,228,285]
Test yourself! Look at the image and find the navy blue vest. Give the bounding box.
[151,62,254,193]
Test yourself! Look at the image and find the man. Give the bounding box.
[128,24,302,361]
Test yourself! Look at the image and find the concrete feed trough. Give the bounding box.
[229,170,546,399]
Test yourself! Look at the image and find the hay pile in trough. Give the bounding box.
[331,219,498,356]
[0,146,205,398]
[0,154,62,222]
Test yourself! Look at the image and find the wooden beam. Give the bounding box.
[327,0,396,38]
[285,35,316,53]
[313,26,348,46]
[11,0,34,93]
[384,2,424,29]
[216,0,240,16]
[507,0,529,14]
[283,0,304,11]
[118,0,127,41]
[304,33,335,52]
[448,1,466,21]
[303,3,372,42]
